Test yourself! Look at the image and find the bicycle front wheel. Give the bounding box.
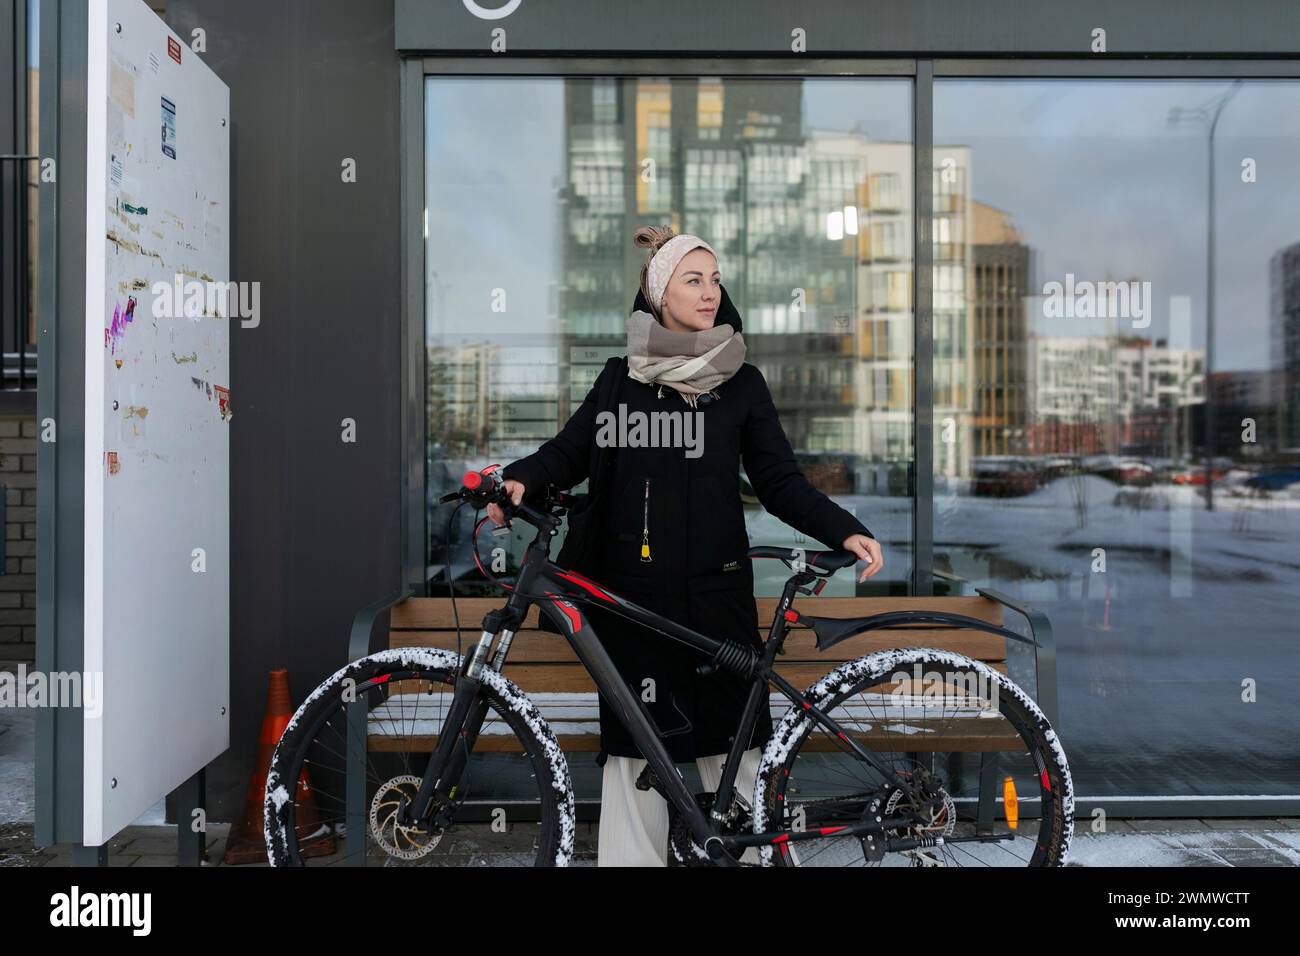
[753,648,1072,867]
[264,648,575,866]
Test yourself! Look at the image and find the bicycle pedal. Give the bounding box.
[635,765,658,792]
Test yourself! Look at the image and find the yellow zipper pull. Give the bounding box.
[640,478,652,562]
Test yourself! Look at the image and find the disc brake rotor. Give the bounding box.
[884,777,956,867]
[369,774,444,861]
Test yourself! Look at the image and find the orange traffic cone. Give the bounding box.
[223,668,336,864]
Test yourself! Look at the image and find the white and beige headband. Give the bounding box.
[646,234,719,314]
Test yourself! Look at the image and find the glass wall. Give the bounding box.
[933,79,1300,798]
[425,77,914,598]
[424,71,1300,800]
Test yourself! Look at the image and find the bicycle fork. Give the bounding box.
[399,609,521,828]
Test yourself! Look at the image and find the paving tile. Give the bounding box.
[1168,832,1276,851]
[1198,818,1286,831]
[1067,833,1225,866]
[1213,848,1299,867]
[1080,818,1137,835]
[119,838,183,856]
[1120,819,1214,833]
[1256,831,1300,850]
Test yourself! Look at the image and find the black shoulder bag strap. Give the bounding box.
[588,355,627,494]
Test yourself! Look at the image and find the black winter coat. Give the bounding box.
[502,286,874,761]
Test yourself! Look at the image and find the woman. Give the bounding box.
[489,226,885,866]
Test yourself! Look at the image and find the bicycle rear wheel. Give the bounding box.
[753,648,1072,867]
[264,648,575,866]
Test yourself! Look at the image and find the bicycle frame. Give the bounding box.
[396,503,953,866]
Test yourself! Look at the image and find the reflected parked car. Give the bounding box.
[1171,467,1227,486]
[972,456,1041,497]
[1085,454,1154,486]
[1243,467,1300,492]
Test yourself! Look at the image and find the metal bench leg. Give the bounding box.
[174,767,205,866]
[346,698,367,865]
[73,844,107,866]
[976,751,999,835]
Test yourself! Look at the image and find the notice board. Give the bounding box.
[82,0,230,845]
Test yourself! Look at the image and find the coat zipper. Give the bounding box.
[640,478,652,562]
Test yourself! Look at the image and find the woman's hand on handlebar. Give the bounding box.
[841,533,884,583]
[486,479,526,527]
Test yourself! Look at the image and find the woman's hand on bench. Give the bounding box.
[487,479,526,527]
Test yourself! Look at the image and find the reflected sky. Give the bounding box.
[937,79,1300,371]
[424,77,910,345]
[427,76,1300,375]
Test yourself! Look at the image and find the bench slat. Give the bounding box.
[369,686,1024,755]
[390,595,1004,629]
[382,660,1007,695]
[389,628,1009,663]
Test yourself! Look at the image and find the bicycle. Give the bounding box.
[264,465,1073,866]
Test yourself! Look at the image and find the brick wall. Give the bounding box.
[0,414,37,663]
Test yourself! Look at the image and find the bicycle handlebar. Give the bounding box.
[439,464,559,529]
[444,464,864,579]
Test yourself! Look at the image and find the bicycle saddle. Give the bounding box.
[747,546,857,572]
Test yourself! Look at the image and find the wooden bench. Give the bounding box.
[348,589,1059,766]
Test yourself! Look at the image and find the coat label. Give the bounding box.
[722,559,740,572]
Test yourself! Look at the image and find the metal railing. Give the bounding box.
[0,151,38,392]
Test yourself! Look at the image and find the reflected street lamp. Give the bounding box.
[1167,80,1243,511]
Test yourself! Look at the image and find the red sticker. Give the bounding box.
[167,36,182,64]
[105,451,120,476]
[214,385,231,420]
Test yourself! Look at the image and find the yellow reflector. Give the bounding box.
[1003,776,1019,830]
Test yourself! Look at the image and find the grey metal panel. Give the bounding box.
[420,56,917,76]
[396,0,1300,56]
[406,54,1296,82]
[151,0,403,823]
[36,0,89,847]
[1,0,23,361]
[400,56,424,593]
[935,59,1300,76]
[1073,798,1300,819]
[912,61,933,597]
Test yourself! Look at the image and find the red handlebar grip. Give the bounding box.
[463,470,482,490]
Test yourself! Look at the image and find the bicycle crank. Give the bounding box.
[670,792,753,867]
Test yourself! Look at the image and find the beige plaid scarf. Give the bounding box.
[625,309,747,408]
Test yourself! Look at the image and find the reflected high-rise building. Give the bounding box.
[931,147,975,479]
[556,78,926,493]
[427,342,504,458]
[1270,241,1300,450]
[1026,333,1204,457]
[971,202,1031,458]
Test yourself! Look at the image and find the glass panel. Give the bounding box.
[934,79,1300,798]
[425,77,913,598]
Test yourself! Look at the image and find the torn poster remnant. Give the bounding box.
[105,296,138,355]
[214,385,231,421]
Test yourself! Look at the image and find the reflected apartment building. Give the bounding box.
[1272,241,1300,451]
[971,202,1031,459]
[554,77,979,492]
[1026,332,1205,458]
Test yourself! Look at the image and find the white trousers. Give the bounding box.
[597,746,764,866]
